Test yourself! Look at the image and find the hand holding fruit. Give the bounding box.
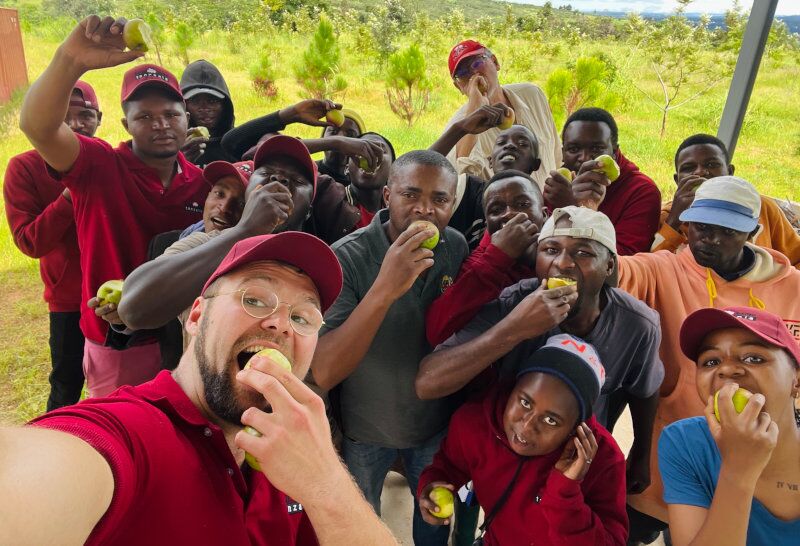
[543,168,578,209]
[279,99,341,128]
[60,16,145,73]
[502,281,577,342]
[571,159,612,210]
[182,128,209,163]
[704,383,778,486]
[555,422,597,481]
[235,182,293,237]
[89,280,125,325]
[666,175,706,230]
[372,222,436,302]
[335,137,383,171]
[418,482,455,525]
[458,104,511,135]
[491,213,540,260]
[466,74,490,106]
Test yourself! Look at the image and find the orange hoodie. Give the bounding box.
[652,196,800,269]
[617,244,800,520]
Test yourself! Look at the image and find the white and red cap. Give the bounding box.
[253,135,319,198]
[121,64,183,104]
[448,39,488,77]
[71,81,100,111]
[201,232,343,313]
[203,160,254,188]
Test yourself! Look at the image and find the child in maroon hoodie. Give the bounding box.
[418,334,628,545]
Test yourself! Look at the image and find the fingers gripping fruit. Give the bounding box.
[122,19,152,53]
[96,280,124,306]
[242,349,292,471]
[556,167,575,182]
[325,109,345,127]
[409,220,440,250]
[593,154,620,182]
[498,109,515,130]
[546,277,577,290]
[713,387,753,422]
[188,126,210,139]
[429,487,455,519]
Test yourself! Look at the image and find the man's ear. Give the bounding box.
[491,54,500,71]
[121,117,129,134]
[383,185,391,205]
[452,79,465,96]
[728,164,735,176]
[185,297,205,337]
[96,112,103,125]
[673,172,678,185]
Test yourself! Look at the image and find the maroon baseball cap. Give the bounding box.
[70,81,100,111]
[680,306,800,366]
[203,160,254,188]
[448,39,488,77]
[201,232,343,313]
[120,64,183,104]
[253,135,319,198]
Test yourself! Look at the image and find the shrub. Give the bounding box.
[250,52,278,98]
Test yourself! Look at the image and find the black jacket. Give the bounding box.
[180,60,237,166]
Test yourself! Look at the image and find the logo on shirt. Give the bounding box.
[286,495,304,514]
[185,201,203,214]
[440,275,453,293]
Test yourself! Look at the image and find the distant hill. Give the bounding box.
[584,10,800,34]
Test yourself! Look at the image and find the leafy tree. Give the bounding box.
[385,44,431,127]
[173,21,195,66]
[546,56,619,126]
[42,0,115,21]
[294,16,347,99]
[144,12,165,66]
[250,50,278,97]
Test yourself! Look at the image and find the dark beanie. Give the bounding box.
[516,334,606,421]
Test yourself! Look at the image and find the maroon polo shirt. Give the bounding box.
[29,371,319,545]
[60,134,209,343]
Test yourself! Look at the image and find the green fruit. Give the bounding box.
[243,425,262,471]
[410,220,439,250]
[326,109,345,127]
[96,279,124,306]
[122,19,152,52]
[546,277,577,289]
[429,487,454,519]
[498,109,515,130]
[254,348,292,373]
[556,167,574,182]
[189,126,210,139]
[594,154,620,182]
[713,387,753,422]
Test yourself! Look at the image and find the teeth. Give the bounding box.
[501,154,515,162]
[244,345,269,354]
[515,433,528,445]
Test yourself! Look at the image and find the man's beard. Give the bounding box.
[194,316,250,425]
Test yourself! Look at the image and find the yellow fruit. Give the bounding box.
[326,109,345,127]
[498,109,515,130]
[429,487,454,519]
[189,126,210,139]
[245,348,292,373]
[122,19,152,53]
[243,425,262,471]
[713,388,753,422]
[476,79,488,94]
[409,220,440,250]
[546,277,577,289]
[96,279,124,306]
[556,167,574,182]
[594,154,620,182]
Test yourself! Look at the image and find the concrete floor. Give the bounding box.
[379,407,666,545]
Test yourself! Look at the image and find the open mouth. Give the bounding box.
[210,217,230,230]
[236,344,274,370]
[498,153,517,163]
[512,432,529,446]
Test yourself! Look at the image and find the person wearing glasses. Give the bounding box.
[0,231,398,545]
[443,39,562,191]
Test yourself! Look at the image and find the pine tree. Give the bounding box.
[385,44,431,127]
[294,16,347,99]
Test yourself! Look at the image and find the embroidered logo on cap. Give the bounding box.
[725,310,757,321]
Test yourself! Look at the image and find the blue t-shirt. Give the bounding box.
[659,416,800,546]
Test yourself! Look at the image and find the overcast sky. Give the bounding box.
[514,0,800,16]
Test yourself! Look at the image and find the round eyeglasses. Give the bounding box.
[206,286,324,336]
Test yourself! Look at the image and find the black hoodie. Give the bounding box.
[180,60,237,167]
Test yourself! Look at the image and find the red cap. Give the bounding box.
[680,306,800,366]
[201,232,343,313]
[71,81,100,111]
[120,64,183,104]
[203,160,254,188]
[253,135,318,199]
[448,40,487,77]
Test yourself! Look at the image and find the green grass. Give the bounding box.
[1,19,799,424]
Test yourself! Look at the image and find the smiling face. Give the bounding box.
[489,126,541,174]
[503,372,580,457]
[188,261,320,425]
[686,222,751,273]
[695,327,800,425]
[536,217,614,315]
[202,176,246,232]
[562,121,615,172]
[383,163,456,241]
[246,158,314,232]
[483,176,546,235]
[186,93,224,132]
[122,88,189,160]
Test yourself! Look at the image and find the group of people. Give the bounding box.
[2,14,799,546]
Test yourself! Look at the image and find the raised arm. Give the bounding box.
[117,183,292,330]
[19,16,142,172]
[0,426,114,545]
[430,103,507,157]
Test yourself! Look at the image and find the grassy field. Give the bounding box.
[2,17,800,424]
